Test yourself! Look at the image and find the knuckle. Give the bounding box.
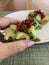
[17,43,24,52]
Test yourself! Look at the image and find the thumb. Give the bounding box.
[17,40,35,52]
[6,40,35,53]
[0,40,34,61]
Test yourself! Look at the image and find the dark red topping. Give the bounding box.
[16,10,45,33]
[16,22,21,30]
[16,18,34,33]
[34,10,45,19]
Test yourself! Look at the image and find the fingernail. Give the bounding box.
[27,41,35,47]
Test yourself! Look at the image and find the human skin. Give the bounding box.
[0,17,34,61]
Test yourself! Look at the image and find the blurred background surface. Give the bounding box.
[0,0,49,11]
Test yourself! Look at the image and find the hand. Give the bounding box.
[0,17,18,29]
[0,17,34,61]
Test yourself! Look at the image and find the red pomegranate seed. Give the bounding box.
[16,22,19,25]
[19,27,23,31]
[16,22,21,30]
[23,29,27,33]
[29,23,33,27]
[21,20,26,24]
[35,10,41,14]
[27,24,30,28]
[31,21,34,25]
[34,10,45,19]
[25,19,30,24]
[29,18,34,22]
[41,12,45,19]
[17,25,20,30]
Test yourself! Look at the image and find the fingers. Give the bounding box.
[0,17,18,29]
[0,40,34,61]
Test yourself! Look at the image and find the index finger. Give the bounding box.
[0,17,18,29]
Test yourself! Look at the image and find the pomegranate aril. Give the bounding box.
[19,28,22,32]
[16,22,21,30]
[19,28,26,33]
[29,18,34,22]
[29,23,33,26]
[25,19,30,24]
[34,10,41,14]
[41,12,45,19]
[23,29,27,33]
[16,22,19,25]
[34,10,45,19]
[31,21,34,25]
[21,20,25,24]
[27,24,31,28]
[17,25,20,30]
